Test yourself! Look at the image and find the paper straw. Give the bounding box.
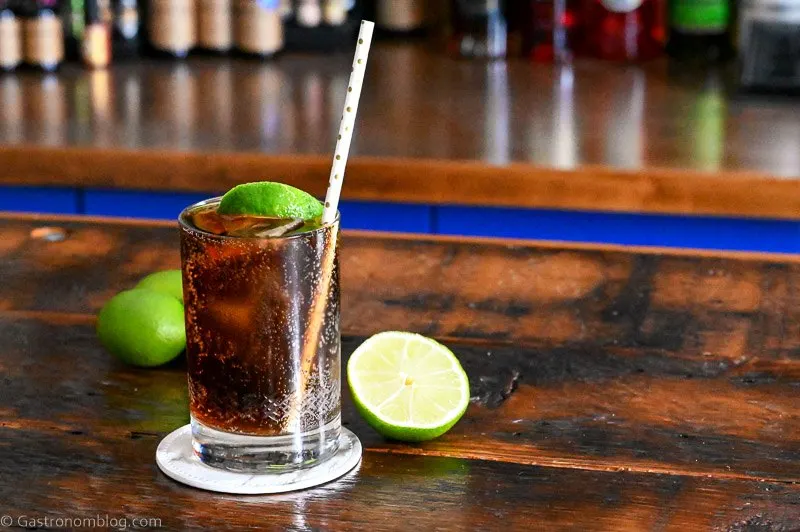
[321,20,374,224]
[285,21,374,432]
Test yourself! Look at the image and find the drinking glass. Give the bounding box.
[179,197,341,472]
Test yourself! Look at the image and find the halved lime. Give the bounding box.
[347,331,470,442]
[97,289,186,367]
[217,182,323,220]
[136,270,184,303]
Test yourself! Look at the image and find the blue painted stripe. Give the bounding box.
[83,189,211,220]
[0,186,79,214]
[4,185,799,254]
[338,200,432,233]
[437,205,800,254]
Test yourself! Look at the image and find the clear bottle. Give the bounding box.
[449,0,508,59]
[197,0,232,53]
[296,0,321,27]
[147,0,195,58]
[322,0,347,26]
[376,0,426,36]
[82,0,110,67]
[112,0,140,58]
[234,0,283,58]
[22,0,64,71]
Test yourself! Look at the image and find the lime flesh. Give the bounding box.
[217,182,323,220]
[347,331,470,442]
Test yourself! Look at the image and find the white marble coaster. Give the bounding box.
[156,425,362,494]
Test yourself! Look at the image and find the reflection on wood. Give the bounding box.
[1,44,800,218]
[0,46,799,174]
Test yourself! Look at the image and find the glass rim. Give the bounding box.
[178,196,340,242]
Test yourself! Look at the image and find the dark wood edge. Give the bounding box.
[5,211,800,264]
[2,145,800,220]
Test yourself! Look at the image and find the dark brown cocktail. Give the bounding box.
[179,197,341,472]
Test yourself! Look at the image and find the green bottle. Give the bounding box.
[667,0,733,62]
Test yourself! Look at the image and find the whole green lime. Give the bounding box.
[136,270,184,302]
[218,182,323,220]
[97,289,186,367]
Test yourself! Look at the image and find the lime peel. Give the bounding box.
[218,182,323,220]
[96,288,186,368]
[136,270,184,303]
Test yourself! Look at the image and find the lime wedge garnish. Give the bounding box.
[136,270,184,303]
[217,182,323,220]
[347,331,470,442]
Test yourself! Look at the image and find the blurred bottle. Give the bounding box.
[739,0,800,92]
[449,0,507,59]
[62,0,84,59]
[278,0,291,19]
[667,0,732,62]
[522,0,578,62]
[322,0,347,25]
[284,0,358,52]
[22,0,64,70]
[234,0,283,58]
[0,0,22,71]
[82,0,111,67]
[376,0,426,36]
[296,0,321,27]
[197,0,232,53]
[112,0,140,58]
[577,0,665,61]
[147,0,195,57]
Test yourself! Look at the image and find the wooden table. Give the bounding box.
[1,213,798,529]
[2,43,800,219]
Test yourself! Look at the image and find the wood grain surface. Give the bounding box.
[2,44,800,218]
[0,214,798,530]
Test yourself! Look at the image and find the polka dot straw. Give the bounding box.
[322,20,374,224]
[288,22,375,432]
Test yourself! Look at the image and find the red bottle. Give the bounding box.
[523,0,579,63]
[577,0,665,61]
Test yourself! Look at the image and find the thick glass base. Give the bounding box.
[191,417,341,473]
[157,425,361,494]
